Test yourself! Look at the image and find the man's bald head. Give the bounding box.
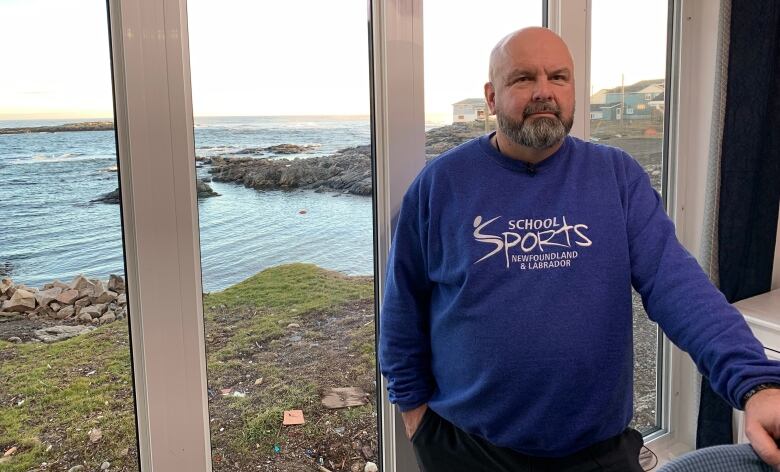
[488,27,574,85]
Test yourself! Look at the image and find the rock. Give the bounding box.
[196,179,220,198]
[93,290,117,304]
[68,466,85,472]
[0,278,13,295]
[8,336,22,343]
[93,303,108,315]
[74,297,91,312]
[34,325,93,343]
[361,445,374,460]
[34,287,63,307]
[3,288,37,312]
[286,323,301,329]
[99,311,116,324]
[108,275,125,293]
[351,462,363,472]
[80,306,102,319]
[364,462,378,472]
[116,293,127,306]
[70,275,94,292]
[55,290,80,305]
[101,461,110,470]
[94,187,121,204]
[88,428,102,443]
[56,306,75,319]
[50,302,61,311]
[32,305,56,319]
[78,312,93,323]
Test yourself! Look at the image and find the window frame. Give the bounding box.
[105,0,722,468]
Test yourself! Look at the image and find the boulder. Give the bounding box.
[70,275,94,292]
[32,305,55,319]
[0,278,13,295]
[44,280,70,291]
[78,312,93,323]
[55,290,80,305]
[3,289,36,312]
[117,293,127,306]
[80,306,102,319]
[50,302,61,312]
[74,297,91,312]
[52,306,74,320]
[108,274,125,293]
[34,325,93,343]
[99,311,116,324]
[93,290,117,305]
[34,287,63,307]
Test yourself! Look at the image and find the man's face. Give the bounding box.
[486,30,576,149]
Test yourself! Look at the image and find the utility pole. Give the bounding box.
[620,73,625,129]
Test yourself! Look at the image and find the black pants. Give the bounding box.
[411,409,644,472]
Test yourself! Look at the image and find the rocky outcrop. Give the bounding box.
[0,121,114,135]
[209,145,372,196]
[94,179,219,204]
[233,144,319,156]
[0,274,128,340]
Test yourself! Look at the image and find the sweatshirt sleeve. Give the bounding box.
[378,180,436,411]
[624,159,780,409]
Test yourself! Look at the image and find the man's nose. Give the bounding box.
[532,77,553,101]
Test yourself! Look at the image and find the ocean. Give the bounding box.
[0,115,384,292]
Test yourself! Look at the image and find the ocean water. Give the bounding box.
[0,116,375,292]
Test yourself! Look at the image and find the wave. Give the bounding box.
[9,153,114,164]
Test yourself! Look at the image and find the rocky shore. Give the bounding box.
[202,121,489,196]
[0,274,127,343]
[0,121,114,135]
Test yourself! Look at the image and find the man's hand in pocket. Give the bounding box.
[401,404,429,440]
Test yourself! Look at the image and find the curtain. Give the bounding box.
[697,0,780,448]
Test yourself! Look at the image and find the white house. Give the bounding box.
[452,98,487,123]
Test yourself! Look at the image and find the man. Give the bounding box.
[378,27,780,471]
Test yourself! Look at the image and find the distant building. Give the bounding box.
[589,79,664,121]
[453,98,487,123]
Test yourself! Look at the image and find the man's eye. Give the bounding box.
[553,75,566,80]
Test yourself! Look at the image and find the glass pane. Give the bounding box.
[424,0,543,142]
[186,2,377,471]
[0,1,139,471]
[590,0,669,433]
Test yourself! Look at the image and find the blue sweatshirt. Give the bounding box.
[379,133,780,457]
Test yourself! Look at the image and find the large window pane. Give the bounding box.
[590,0,669,434]
[186,2,378,470]
[0,1,139,471]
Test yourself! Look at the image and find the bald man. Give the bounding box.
[379,27,780,471]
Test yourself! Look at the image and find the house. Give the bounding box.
[452,98,487,123]
[590,79,664,121]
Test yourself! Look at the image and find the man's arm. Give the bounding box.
[401,403,429,439]
[745,389,780,470]
[378,182,436,417]
[622,157,780,466]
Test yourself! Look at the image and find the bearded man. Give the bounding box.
[378,27,780,471]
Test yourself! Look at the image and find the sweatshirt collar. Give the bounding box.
[479,131,571,174]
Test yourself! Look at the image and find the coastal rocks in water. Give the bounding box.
[93,187,121,204]
[34,325,94,343]
[210,145,372,196]
[233,143,319,156]
[0,121,114,135]
[94,179,219,204]
[196,179,220,198]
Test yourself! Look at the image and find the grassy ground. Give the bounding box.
[0,263,377,472]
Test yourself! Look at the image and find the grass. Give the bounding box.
[0,263,376,471]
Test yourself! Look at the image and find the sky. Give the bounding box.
[0,0,668,121]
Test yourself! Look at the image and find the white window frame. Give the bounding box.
[104,0,724,469]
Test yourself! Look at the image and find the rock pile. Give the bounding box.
[0,274,127,327]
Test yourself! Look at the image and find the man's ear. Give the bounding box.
[484,82,496,115]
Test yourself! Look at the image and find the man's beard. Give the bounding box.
[496,102,574,149]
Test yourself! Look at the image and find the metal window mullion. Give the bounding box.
[108,0,212,469]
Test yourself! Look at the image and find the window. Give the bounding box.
[590,0,670,434]
[0,0,139,470]
[187,1,378,470]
